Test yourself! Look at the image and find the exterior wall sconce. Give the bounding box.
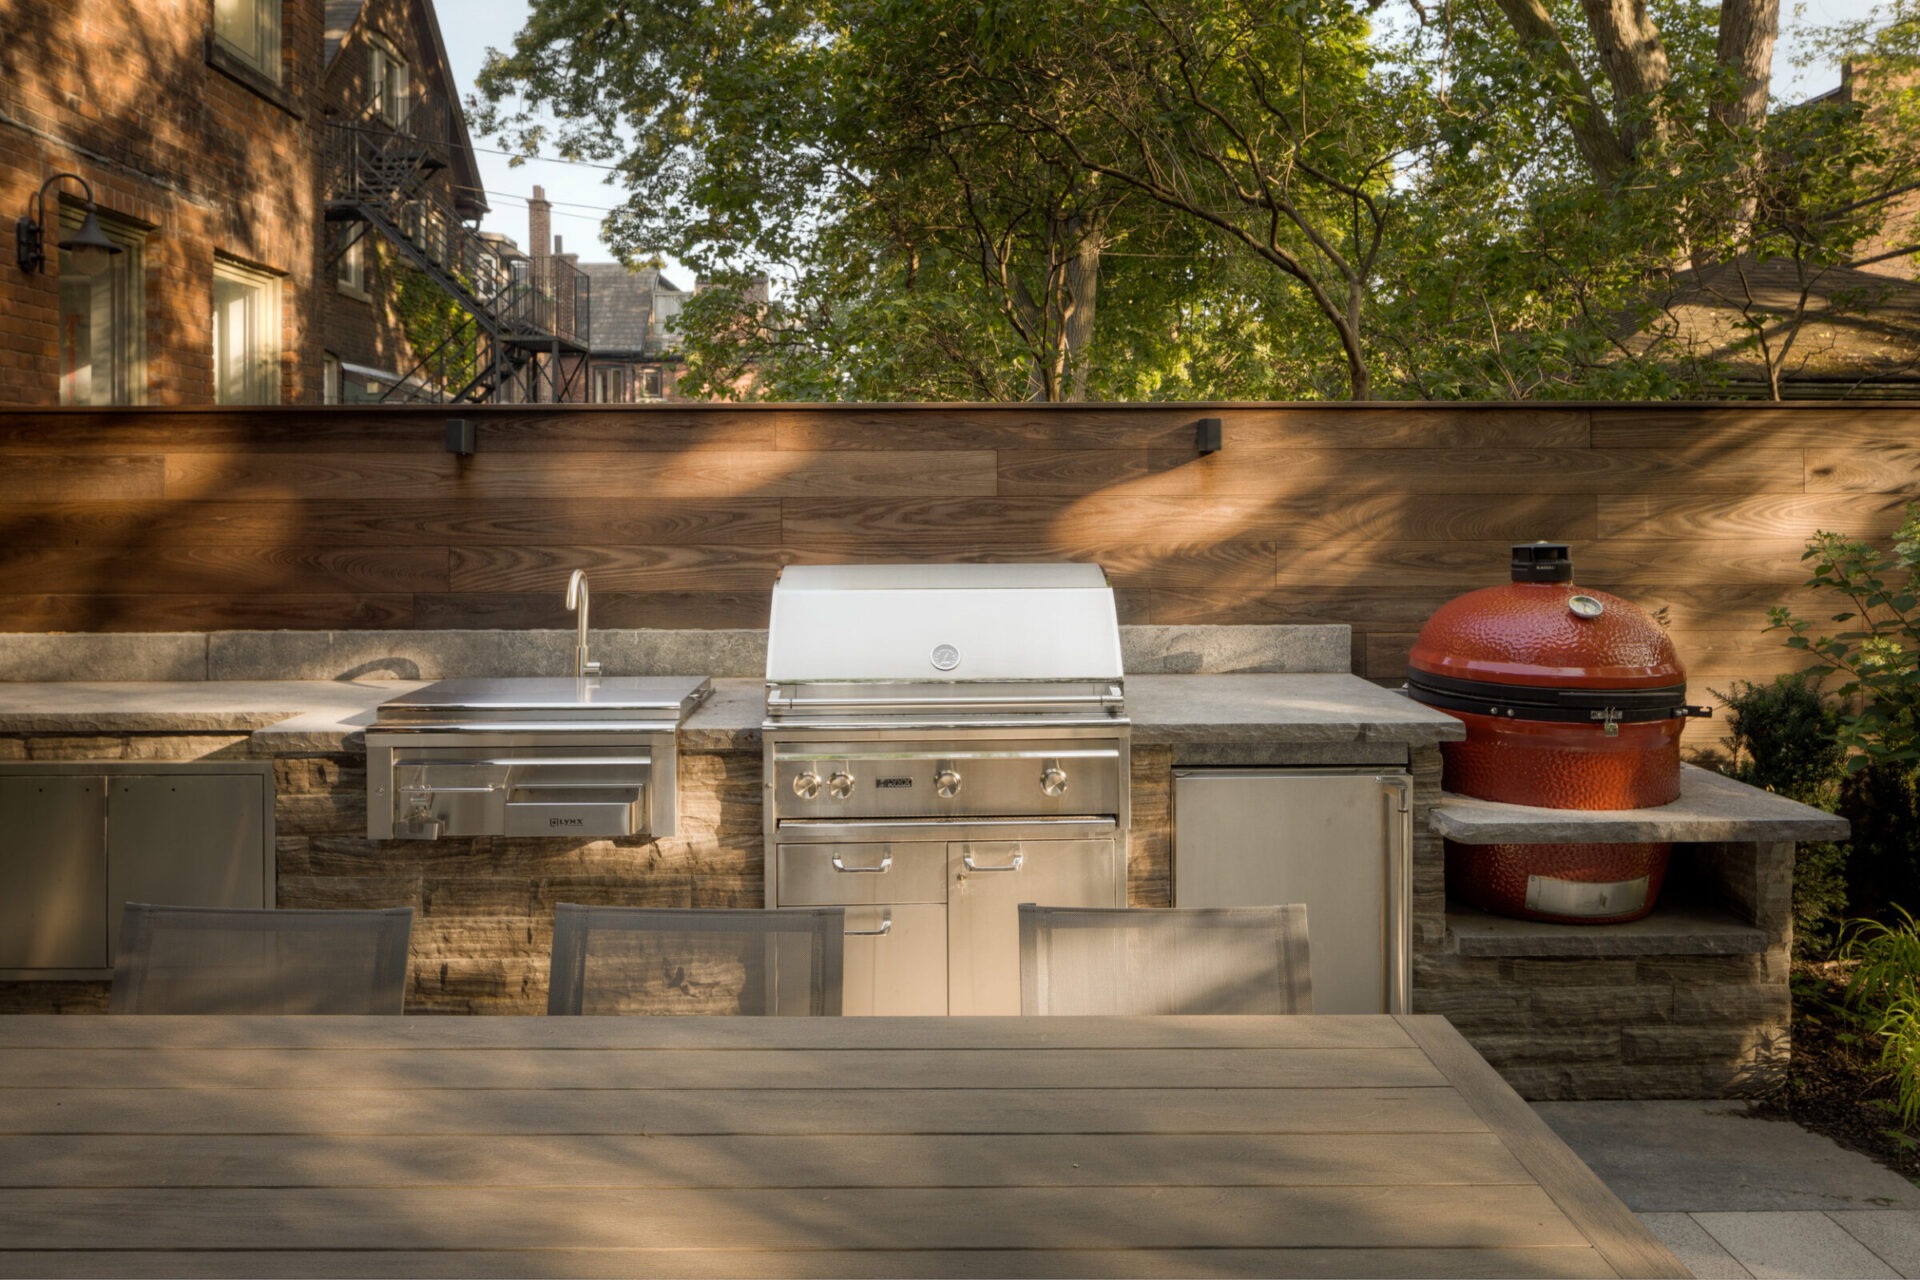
[1196,416,1223,455]
[16,172,123,274]
[446,418,476,456]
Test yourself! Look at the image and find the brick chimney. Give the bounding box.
[529,186,551,266]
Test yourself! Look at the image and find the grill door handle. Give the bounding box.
[398,784,499,794]
[961,852,1025,872]
[831,853,892,874]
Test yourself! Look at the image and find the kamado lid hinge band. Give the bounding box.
[1406,671,1713,726]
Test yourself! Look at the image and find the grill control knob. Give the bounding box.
[1040,764,1069,797]
[792,770,822,801]
[828,770,856,800]
[935,768,962,799]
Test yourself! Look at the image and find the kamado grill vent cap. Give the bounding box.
[1405,541,1712,724]
[1511,542,1574,583]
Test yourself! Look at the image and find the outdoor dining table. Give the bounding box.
[0,1013,1686,1278]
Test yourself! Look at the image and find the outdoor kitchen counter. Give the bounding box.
[1429,763,1850,845]
[0,673,1464,752]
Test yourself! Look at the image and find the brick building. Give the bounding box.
[319,1,592,407]
[1,0,324,405]
[317,0,492,402]
[578,262,691,401]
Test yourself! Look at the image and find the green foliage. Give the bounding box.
[1842,907,1920,1126]
[389,248,482,397]
[1838,761,1920,923]
[473,0,1920,402]
[1768,503,1920,771]
[1714,674,1850,956]
[1767,504,1920,923]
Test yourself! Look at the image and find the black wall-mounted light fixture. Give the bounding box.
[446,417,476,456]
[16,172,122,274]
[1195,416,1223,455]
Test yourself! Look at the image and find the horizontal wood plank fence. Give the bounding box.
[1,401,1915,707]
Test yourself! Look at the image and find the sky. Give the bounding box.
[436,3,645,270]
[435,0,1894,266]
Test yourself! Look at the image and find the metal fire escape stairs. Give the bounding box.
[322,114,590,403]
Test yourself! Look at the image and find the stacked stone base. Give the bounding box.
[2,733,1805,1105]
[1413,824,1796,1099]
[1415,949,1788,1099]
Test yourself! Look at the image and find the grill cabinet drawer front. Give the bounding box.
[381,746,653,840]
[776,842,947,906]
[947,837,1121,1016]
[840,904,947,1016]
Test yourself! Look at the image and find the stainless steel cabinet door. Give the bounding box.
[1173,769,1411,1015]
[841,904,948,1016]
[0,776,107,969]
[776,842,947,906]
[106,774,268,949]
[947,838,1120,1016]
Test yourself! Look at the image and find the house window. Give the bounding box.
[214,0,281,82]
[336,229,367,297]
[592,366,628,404]
[653,292,683,340]
[370,38,410,127]
[212,258,282,404]
[58,208,146,406]
[323,352,342,404]
[639,367,663,400]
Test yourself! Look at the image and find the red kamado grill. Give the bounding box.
[1406,543,1710,924]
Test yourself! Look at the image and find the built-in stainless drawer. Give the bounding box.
[841,904,947,1016]
[776,842,947,905]
[374,743,656,840]
[503,783,645,837]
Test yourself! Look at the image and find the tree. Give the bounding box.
[477,0,1198,401]
[965,0,1417,399]
[475,0,1920,403]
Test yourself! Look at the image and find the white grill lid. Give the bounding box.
[766,563,1123,684]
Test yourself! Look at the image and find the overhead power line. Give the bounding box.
[470,143,623,171]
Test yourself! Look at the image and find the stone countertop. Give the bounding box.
[1428,764,1852,845]
[0,680,416,751]
[0,673,1463,753]
[1124,674,1463,746]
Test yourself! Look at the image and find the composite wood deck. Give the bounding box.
[0,1013,1686,1278]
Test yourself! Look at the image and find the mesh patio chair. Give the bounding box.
[547,905,846,1016]
[109,904,413,1015]
[1018,904,1313,1016]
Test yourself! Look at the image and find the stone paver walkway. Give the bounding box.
[1537,1100,1920,1278]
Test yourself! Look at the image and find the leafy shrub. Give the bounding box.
[1839,763,1920,920]
[1714,674,1849,956]
[1769,502,1920,923]
[1769,501,1920,771]
[1843,908,1920,1126]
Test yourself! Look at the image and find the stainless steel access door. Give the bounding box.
[777,840,949,1016]
[0,776,107,970]
[948,837,1121,1015]
[107,774,268,950]
[1173,769,1412,1014]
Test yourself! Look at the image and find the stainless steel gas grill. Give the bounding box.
[367,678,711,841]
[762,563,1130,1015]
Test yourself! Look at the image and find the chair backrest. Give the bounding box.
[1019,904,1313,1016]
[109,904,413,1015]
[548,905,846,1016]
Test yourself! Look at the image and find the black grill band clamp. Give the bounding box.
[1407,671,1713,726]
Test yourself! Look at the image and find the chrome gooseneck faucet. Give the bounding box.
[565,570,602,679]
